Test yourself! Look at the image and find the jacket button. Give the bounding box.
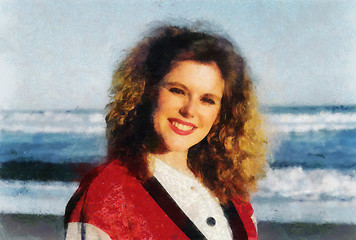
[206,217,216,226]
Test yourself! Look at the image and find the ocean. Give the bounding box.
[0,106,355,224]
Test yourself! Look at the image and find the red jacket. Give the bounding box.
[65,160,257,239]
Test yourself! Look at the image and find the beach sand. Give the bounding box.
[0,213,355,240]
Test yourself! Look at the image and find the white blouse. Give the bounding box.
[153,157,233,240]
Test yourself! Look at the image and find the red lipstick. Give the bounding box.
[168,118,197,136]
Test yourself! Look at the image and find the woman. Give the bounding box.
[65,25,267,240]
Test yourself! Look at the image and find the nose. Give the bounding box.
[179,97,196,119]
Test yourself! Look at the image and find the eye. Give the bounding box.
[169,87,185,95]
[201,97,215,105]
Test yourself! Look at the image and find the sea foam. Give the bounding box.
[0,110,105,134]
[267,111,356,133]
[0,180,77,215]
[251,167,356,223]
[255,167,356,202]
[1,109,356,134]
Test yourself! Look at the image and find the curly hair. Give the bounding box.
[105,25,267,204]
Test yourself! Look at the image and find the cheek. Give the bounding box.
[156,91,174,110]
[206,108,221,125]
[199,110,220,135]
[152,93,174,128]
[152,93,167,119]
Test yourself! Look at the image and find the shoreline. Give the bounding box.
[1,213,356,239]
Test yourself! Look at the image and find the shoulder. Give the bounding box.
[232,196,258,240]
[65,161,139,222]
[84,160,144,207]
[65,160,144,238]
[232,196,254,218]
[87,160,140,191]
[69,159,141,206]
[68,160,140,202]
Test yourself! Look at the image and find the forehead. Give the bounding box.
[163,61,225,96]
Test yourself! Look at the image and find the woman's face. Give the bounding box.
[152,60,225,153]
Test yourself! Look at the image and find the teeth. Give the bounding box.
[172,121,193,131]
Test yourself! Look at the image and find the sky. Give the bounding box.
[1,0,356,110]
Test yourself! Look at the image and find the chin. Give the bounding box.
[166,144,191,153]
[164,139,193,153]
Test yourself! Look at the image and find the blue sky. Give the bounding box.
[1,0,356,110]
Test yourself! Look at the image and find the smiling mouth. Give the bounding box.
[168,118,197,135]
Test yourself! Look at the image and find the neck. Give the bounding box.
[149,151,194,177]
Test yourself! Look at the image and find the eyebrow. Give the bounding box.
[163,81,223,100]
